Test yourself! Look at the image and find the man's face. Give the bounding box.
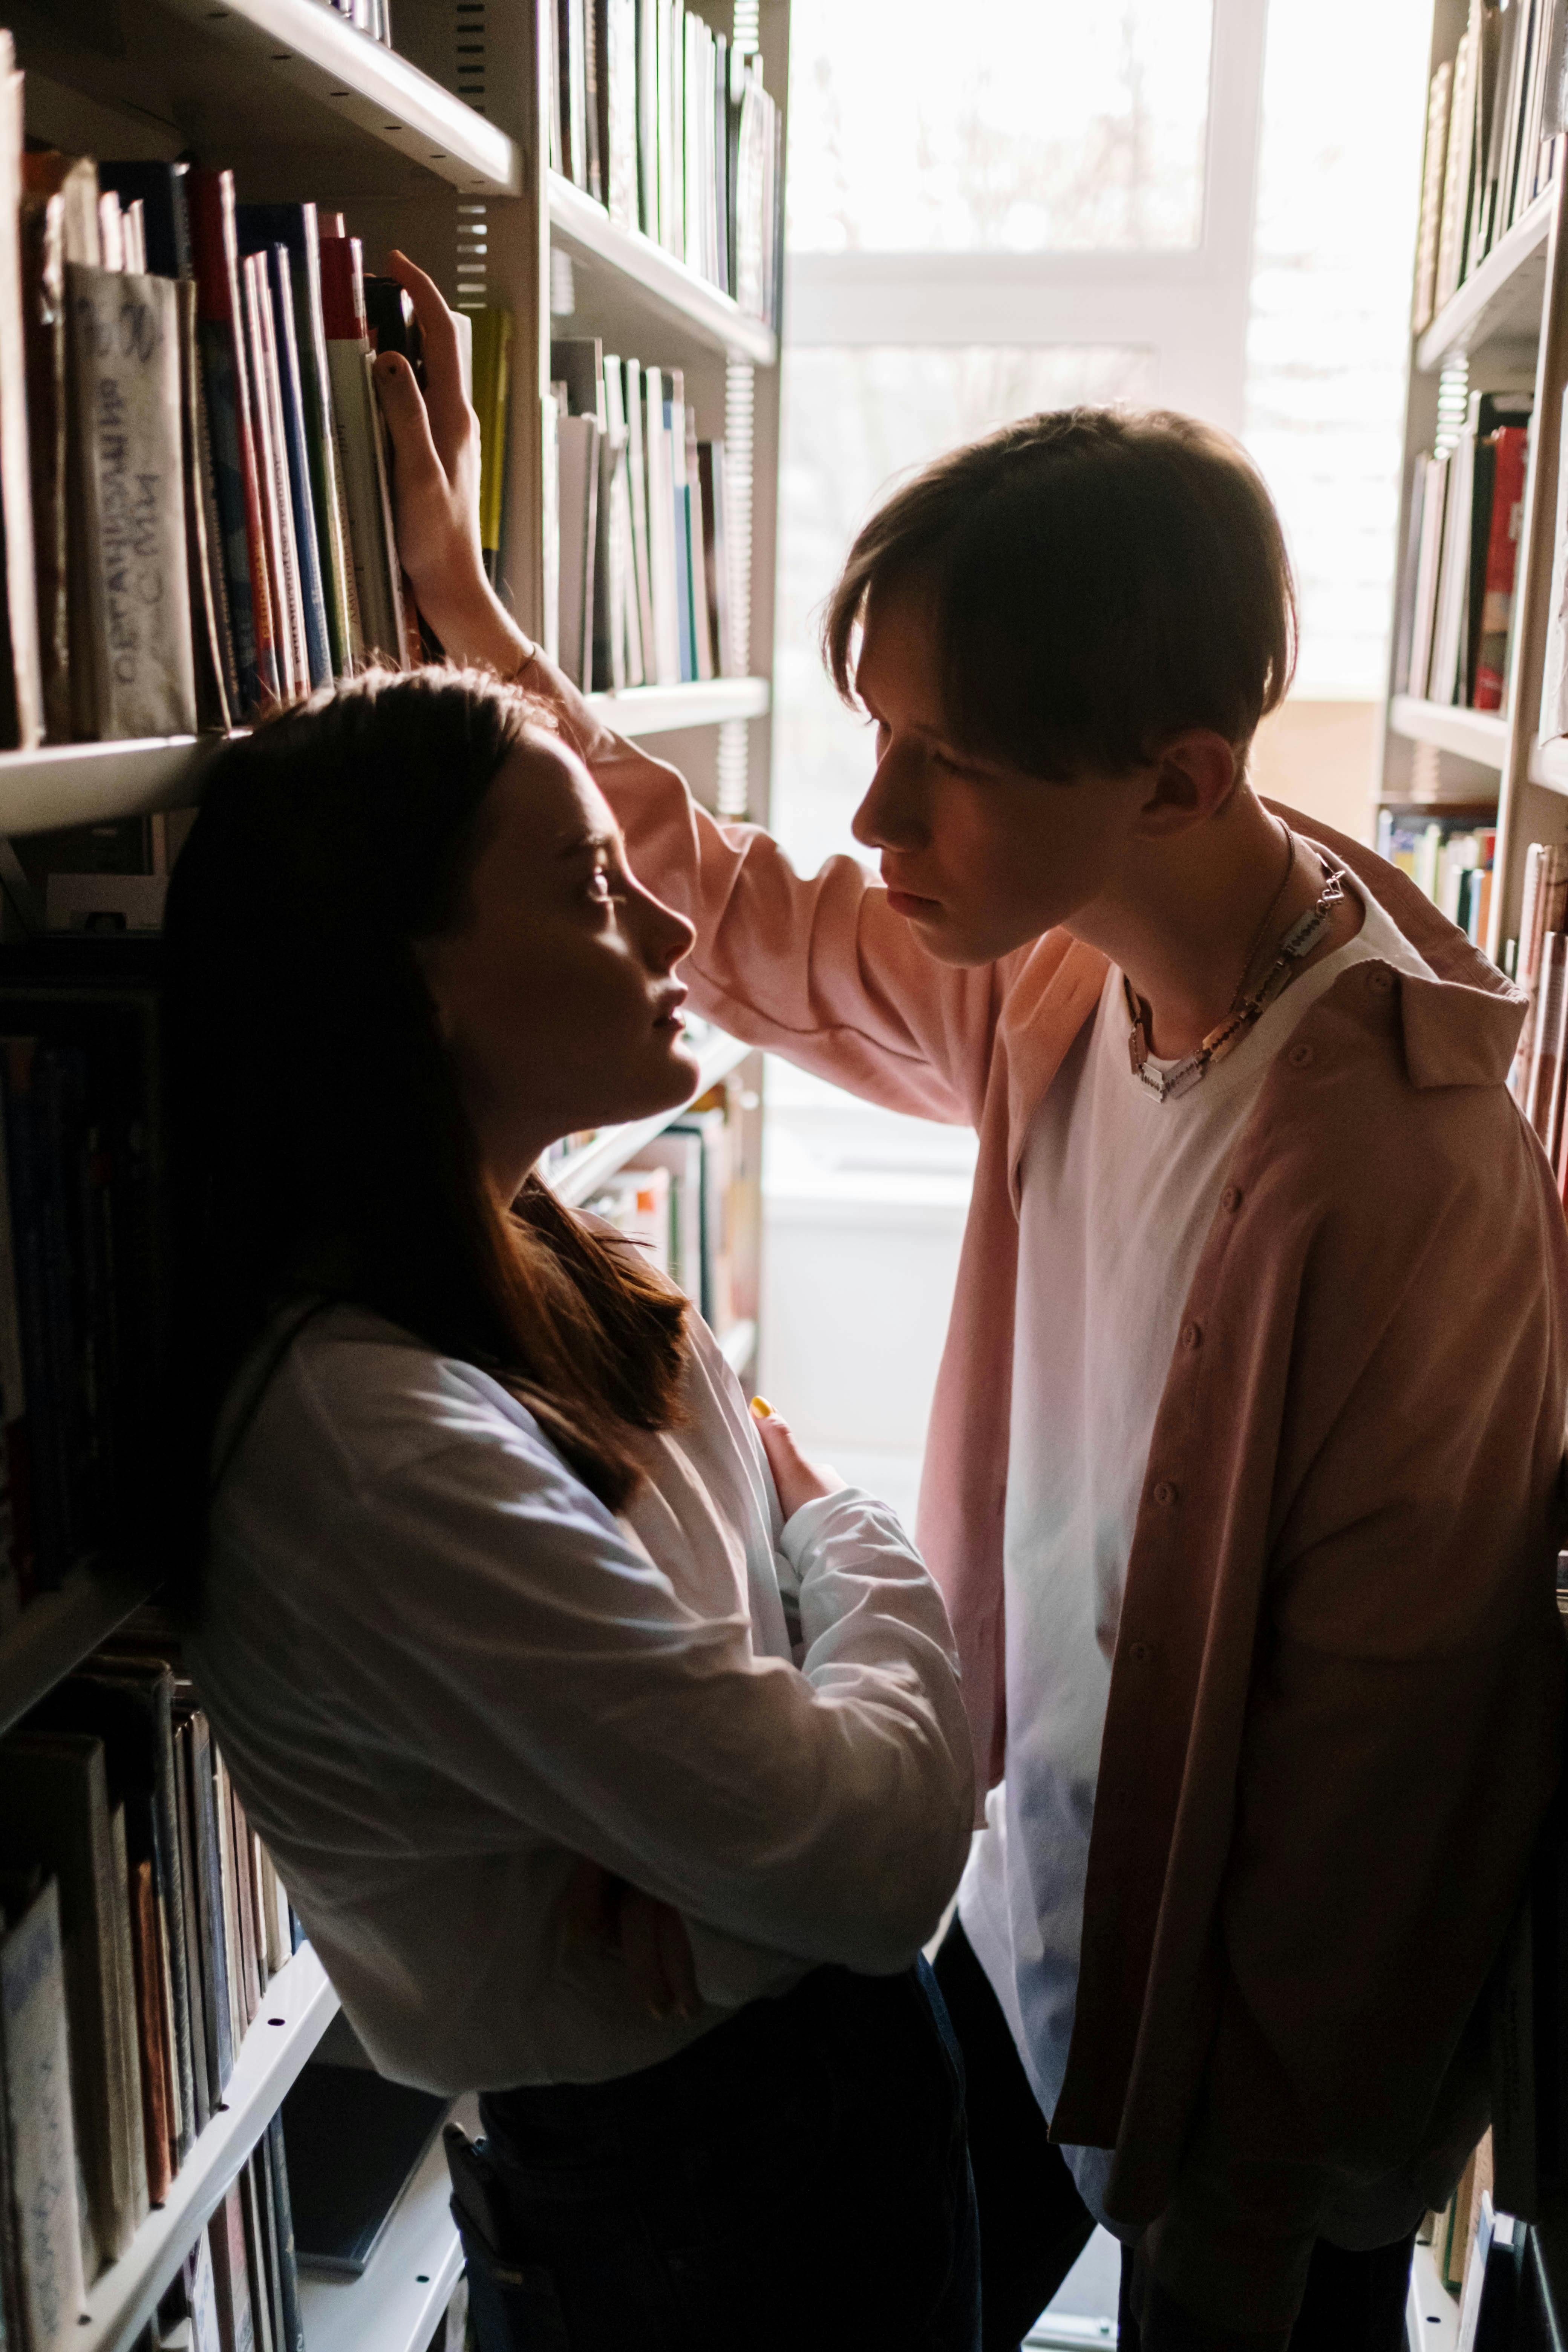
[850,580,1152,967]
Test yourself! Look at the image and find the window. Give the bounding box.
[787,0,1214,255]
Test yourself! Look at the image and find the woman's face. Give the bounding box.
[418,730,700,1196]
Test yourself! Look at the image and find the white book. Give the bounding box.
[1407,454,1450,702]
[66,263,198,738]
[325,336,406,667]
[541,394,560,666]
[1430,418,1477,706]
[556,413,599,690]
[643,368,681,684]
[601,360,644,687]
[605,0,639,231]
[622,359,657,675]
[1,1879,87,2352]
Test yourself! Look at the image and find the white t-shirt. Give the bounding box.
[188,1298,972,2095]
[958,869,1435,2226]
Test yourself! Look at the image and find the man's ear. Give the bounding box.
[1133,731,1241,839]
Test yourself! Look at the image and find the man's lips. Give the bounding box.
[884,883,943,919]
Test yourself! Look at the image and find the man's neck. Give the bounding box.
[1064,787,1342,1061]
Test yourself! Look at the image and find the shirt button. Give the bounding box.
[1128,1641,1152,1662]
[1181,1321,1202,1350]
[1368,968,1393,994]
[1153,1480,1178,1506]
[1288,1043,1313,1068]
[1221,1184,1242,1212]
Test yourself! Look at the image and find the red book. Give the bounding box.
[1474,424,1529,711]
[186,168,280,716]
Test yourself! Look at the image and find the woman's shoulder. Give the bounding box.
[221,1298,569,1503]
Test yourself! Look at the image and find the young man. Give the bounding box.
[378,258,1568,2352]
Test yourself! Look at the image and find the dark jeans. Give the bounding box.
[450,1957,981,2352]
[933,1920,1415,2352]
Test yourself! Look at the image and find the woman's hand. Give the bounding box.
[750,1397,847,1521]
[372,250,531,677]
[562,1857,699,2023]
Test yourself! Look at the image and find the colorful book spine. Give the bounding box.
[187,168,279,717]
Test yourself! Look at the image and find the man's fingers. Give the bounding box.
[385,247,471,456]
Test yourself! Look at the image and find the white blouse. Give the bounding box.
[188,1301,972,2094]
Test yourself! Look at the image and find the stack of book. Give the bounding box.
[1412,0,1566,336]
[587,1099,733,1330]
[550,335,738,692]
[1509,839,1568,1190]
[1377,811,1496,943]
[0,1635,301,2349]
[0,49,514,750]
[0,950,165,1631]
[548,0,783,325]
[1396,392,1533,710]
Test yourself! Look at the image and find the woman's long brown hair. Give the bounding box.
[162,665,689,1581]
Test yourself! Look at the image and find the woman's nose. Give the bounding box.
[642,890,697,972]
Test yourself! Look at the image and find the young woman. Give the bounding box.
[167,667,978,2351]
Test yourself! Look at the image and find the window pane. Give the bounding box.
[774,345,1156,875]
[1242,0,1429,698]
[786,0,1213,255]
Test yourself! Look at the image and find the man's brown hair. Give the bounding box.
[824,406,1297,782]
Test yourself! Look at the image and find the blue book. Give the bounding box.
[236,214,331,689]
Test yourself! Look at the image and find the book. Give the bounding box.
[236,235,330,692]
[240,251,305,704]
[280,2063,449,2277]
[66,264,198,740]
[555,412,599,690]
[1413,61,1454,335]
[1527,927,1568,1139]
[208,2182,256,2352]
[684,403,712,681]
[603,0,638,232]
[697,439,733,676]
[622,358,657,678]
[1475,423,1530,707]
[177,279,237,733]
[232,205,353,680]
[18,159,84,747]
[642,365,680,684]
[637,0,659,238]
[187,169,277,718]
[469,308,513,590]
[0,37,41,753]
[0,1877,86,2352]
[667,378,694,682]
[0,1733,136,2270]
[319,235,405,669]
[96,163,191,284]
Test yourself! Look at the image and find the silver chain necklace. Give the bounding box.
[1124,839,1345,1103]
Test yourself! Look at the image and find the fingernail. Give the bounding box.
[751,1395,775,1419]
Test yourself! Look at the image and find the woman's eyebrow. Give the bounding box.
[556,828,616,861]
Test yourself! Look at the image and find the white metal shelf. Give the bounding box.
[548,172,779,366]
[0,1562,155,1737]
[1406,2240,1460,2352]
[549,1030,752,1208]
[155,0,519,195]
[78,1947,341,2352]
[0,682,770,836]
[1417,183,1556,372]
[1529,733,1568,792]
[297,2092,476,2352]
[585,678,769,736]
[1387,696,1508,767]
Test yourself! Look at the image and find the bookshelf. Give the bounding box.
[1381,1,1568,949]
[1384,7,1568,2342]
[76,1948,341,2352]
[2,0,790,2346]
[297,2095,479,2352]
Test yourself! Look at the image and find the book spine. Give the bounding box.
[0,1881,86,2352]
[0,43,41,750]
[241,255,303,703]
[266,250,331,691]
[1475,424,1530,708]
[187,171,277,716]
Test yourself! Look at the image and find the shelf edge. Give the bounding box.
[1387,697,1508,767]
[549,1031,753,1207]
[78,1947,341,2352]
[1417,183,1555,372]
[548,174,778,365]
[0,1563,156,1738]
